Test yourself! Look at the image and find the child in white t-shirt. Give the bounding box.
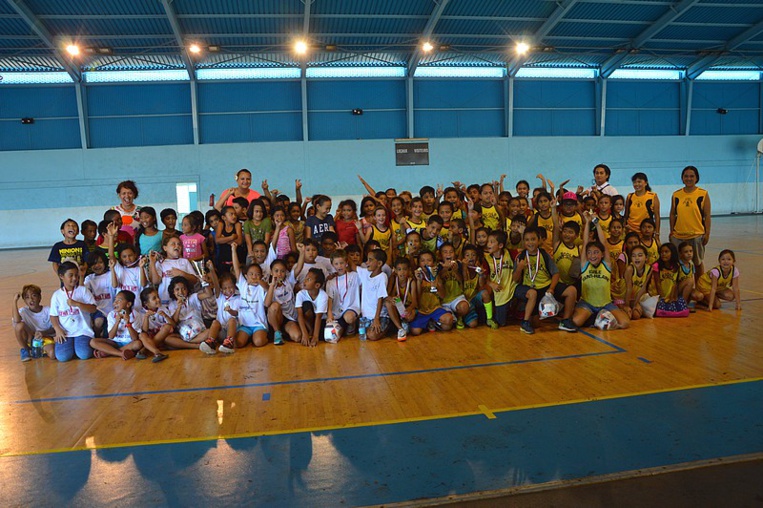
[108,223,147,311]
[137,287,172,362]
[90,291,144,360]
[292,239,334,287]
[325,250,360,340]
[357,249,393,341]
[265,259,300,345]
[148,236,198,304]
[295,268,329,347]
[49,262,97,362]
[165,277,212,350]
[12,284,55,361]
[83,250,114,337]
[201,267,241,354]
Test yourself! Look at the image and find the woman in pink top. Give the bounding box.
[271,206,296,259]
[214,169,261,211]
[180,215,207,262]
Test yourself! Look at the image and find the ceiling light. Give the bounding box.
[422,41,434,53]
[66,44,80,56]
[294,40,308,55]
[189,44,202,54]
[515,42,530,55]
[208,45,220,53]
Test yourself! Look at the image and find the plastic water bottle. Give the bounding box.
[358,318,367,341]
[31,337,43,358]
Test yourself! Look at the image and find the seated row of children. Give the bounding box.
[15,174,741,362]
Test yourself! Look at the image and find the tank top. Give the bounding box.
[628,263,652,299]
[521,250,552,289]
[275,225,292,259]
[626,191,657,232]
[405,218,426,235]
[463,270,480,301]
[217,224,235,267]
[554,242,579,285]
[597,214,613,237]
[439,264,463,303]
[653,263,678,302]
[485,250,516,306]
[581,261,612,308]
[371,224,392,253]
[671,187,709,239]
[481,205,500,231]
[641,238,659,266]
[534,212,555,255]
[391,219,406,258]
[559,213,583,246]
[677,260,694,284]
[696,265,737,294]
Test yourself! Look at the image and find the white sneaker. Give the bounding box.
[397,327,407,342]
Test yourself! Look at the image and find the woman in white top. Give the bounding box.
[112,180,141,242]
[585,164,618,199]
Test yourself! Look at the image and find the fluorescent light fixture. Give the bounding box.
[294,40,308,55]
[197,68,301,80]
[422,42,434,53]
[66,44,80,56]
[516,67,596,79]
[414,67,504,78]
[695,70,760,81]
[515,42,530,55]
[188,44,202,54]
[84,70,190,83]
[0,72,73,84]
[609,69,681,80]
[306,67,406,78]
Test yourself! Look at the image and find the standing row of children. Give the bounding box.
[13,168,741,362]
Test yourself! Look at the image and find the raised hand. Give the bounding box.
[261,179,269,190]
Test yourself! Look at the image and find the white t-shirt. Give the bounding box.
[590,182,618,197]
[143,306,172,335]
[49,286,96,338]
[168,293,204,324]
[325,272,360,316]
[257,244,278,282]
[215,293,241,324]
[107,310,142,344]
[156,258,196,303]
[271,275,297,321]
[19,306,53,333]
[356,266,388,319]
[113,263,144,311]
[295,289,328,315]
[294,257,335,285]
[236,275,267,328]
[85,272,114,315]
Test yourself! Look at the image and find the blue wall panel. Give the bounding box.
[606,81,680,135]
[0,86,80,150]
[307,80,405,140]
[414,80,504,138]
[514,80,595,136]
[87,83,191,116]
[90,115,193,148]
[198,81,302,142]
[691,82,760,135]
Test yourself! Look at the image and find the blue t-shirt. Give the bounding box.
[48,240,88,266]
[306,214,335,244]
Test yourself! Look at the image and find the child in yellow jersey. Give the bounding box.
[696,249,741,312]
[389,197,408,261]
[460,244,495,329]
[404,231,423,268]
[553,221,581,286]
[448,219,467,259]
[443,187,465,221]
[410,251,454,335]
[651,243,680,303]
[513,228,578,334]
[484,230,516,327]
[419,185,437,221]
[625,172,660,236]
[623,244,652,320]
[363,207,392,265]
[639,218,660,266]
[437,243,470,329]
[572,213,630,329]
[606,218,626,305]
[479,183,502,231]
[596,195,614,238]
[403,198,427,235]
[557,191,584,245]
[506,215,526,260]
[528,191,555,255]
[385,257,418,336]
[420,215,444,256]
[677,241,703,304]
[438,201,454,238]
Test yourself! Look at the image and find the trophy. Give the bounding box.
[191,260,210,287]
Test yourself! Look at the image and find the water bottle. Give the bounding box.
[358,318,367,341]
[31,337,43,358]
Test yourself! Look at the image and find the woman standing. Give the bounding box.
[112,180,141,242]
[214,169,261,211]
[669,165,711,277]
[624,172,660,238]
[586,163,619,199]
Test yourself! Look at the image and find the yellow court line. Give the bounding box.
[741,288,763,296]
[478,405,497,419]
[2,376,761,459]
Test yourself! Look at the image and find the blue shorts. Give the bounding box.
[410,308,451,330]
[576,300,619,315]
[464,291,488,325]
[236,325,267,336]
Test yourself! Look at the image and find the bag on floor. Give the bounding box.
[655,296,690,318]
[594,309,617,330]
[538,292,561,319]
[639,294,659,319]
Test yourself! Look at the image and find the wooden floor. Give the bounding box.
[1,215,762,460]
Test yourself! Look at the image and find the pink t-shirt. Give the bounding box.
[224,189,261,207]
[181,233,205,260]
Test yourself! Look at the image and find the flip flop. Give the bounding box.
[93,350,108,359]
[152,353,169,363]
[122,349,135,361]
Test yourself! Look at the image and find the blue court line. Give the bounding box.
[262,393,271,401]
[12,331,624,405]
[637,357,653,364]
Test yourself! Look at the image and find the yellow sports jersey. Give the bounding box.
[463,270,480,301]
[391,219,406,257]
[440,224,450,239]
[506,233,523,252]
[654,264,678,302]
[628,263,652,299]
[421,209,436,222]
[559,213,583,245]
[418,279,441,315]
[371,225,392,253]
[608,240,625,301]
[677,260,694,285]
[481,205,500,231]
[421,234,439,255]
[534,212,555,255]
[597,214,613,237]
[696,265,736,295]
[439,264,463,303]
[406,218,426,235]
[626,191,657,232]
[641,238,659,266]
[554,242,579,285]
[451,209,465,221]
[671,187,709,239]
[520,250,553,289]
[485,249,516,306]
[581,260,612,308]
[451,238,465,259]
[505,217,512,231]
[394,279,415,308]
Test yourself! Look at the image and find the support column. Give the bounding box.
[406,77,414,138]
[507,75,514,137]
[75,82,89,150]
[190,80,199,145]
[301,76,309,142]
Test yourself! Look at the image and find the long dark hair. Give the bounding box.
[631,172,652,192]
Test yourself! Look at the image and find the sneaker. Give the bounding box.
[397,327,407,342]
[152,353,169,363]
[200,338,218,355]
[274,331,284,346]
[520,320,534,334]
[136,351,148,360]
[402,321,410,335]
[558,318,578,333]
[427,321,436,332]
[456,317,465,330]
[20,348,31,362]
[486,319,499,330]
[219,337,235,354]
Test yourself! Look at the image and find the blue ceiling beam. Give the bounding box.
[600,0,701,78]
[4,0,81,81]
[159,0,195,81]
[686,16,763,79]
[508,0,580,77]
[408,0,451,76]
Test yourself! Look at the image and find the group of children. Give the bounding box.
[12,171,742,363]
